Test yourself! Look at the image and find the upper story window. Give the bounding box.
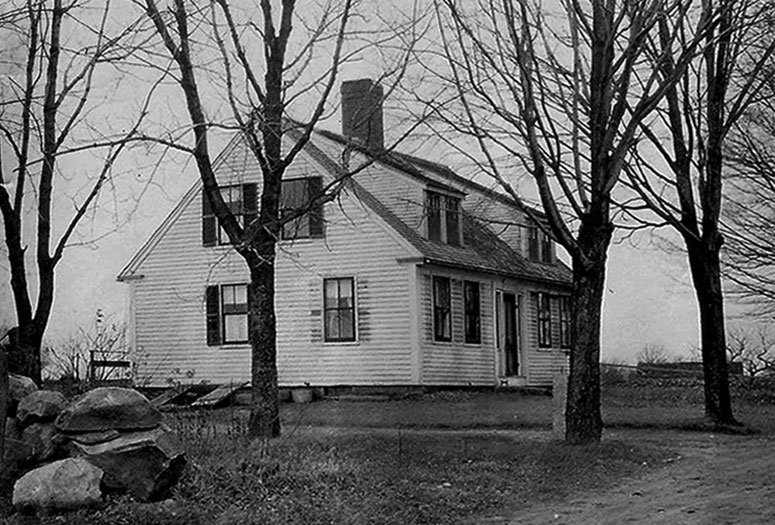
[528,224,553,263]
[427,191,461,246]
[281,177,324,240]
[202,184,257,247]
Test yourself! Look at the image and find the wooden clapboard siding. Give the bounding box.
[419,269,497,385]
[131,139,418,386]
[274,188,415,385]
[521,284,570,387]
[132,185,251,385]
[354,163,426,232]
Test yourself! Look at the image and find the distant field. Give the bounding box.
[275,384,775,434]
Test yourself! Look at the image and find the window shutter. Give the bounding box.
[205,286,221,346]
[243,183,258,236]
[247,281,256,341]
[446,197,461,246]
[202,189,217,247]
[541,234,553,263]
[308,177,324,237]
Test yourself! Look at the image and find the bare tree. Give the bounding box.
[430,0,707,443]
[637,343,671,365]
[625,0,775,426]
[139,0,422,438]
[723,51,775,314]
[0,0,150,384]
[727,326,775,382]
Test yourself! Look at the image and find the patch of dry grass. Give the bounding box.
[38,426,665,525]
[4,384,775,524]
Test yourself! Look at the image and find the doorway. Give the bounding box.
[498,292,521,377]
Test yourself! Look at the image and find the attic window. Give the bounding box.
[202,184,257,247]
[528,224,553,263]
[281,177,324,240]
[426,191,461,246]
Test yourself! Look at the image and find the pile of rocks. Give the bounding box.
[3,375,186,513]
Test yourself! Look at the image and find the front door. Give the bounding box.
[502,293,520,376]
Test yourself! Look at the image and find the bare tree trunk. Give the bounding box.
[686,235,736,425]
[247,238,280,438]
[566,218,612,443]
[12,324,43,385]
[0,349,9,514]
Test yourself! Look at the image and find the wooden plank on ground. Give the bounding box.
[191,382,248,408]
[150,386,192,408]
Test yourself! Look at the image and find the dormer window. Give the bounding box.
[528,224,553,263]
[427,191,461,246]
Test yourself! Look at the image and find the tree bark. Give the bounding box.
[565,217,612,443]
[686,234,737,425]
[0,348,9,515]
[246,5,287,437]
[9,324,43,385]
[248,261,280,438]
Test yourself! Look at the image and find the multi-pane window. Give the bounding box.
[221,285,249,343]
[205,284,249,346]
[535,292,552,348]
[427,191,461,245]
[281,177,324,240]
[527,224,553,263]
[202,184,257,247]
[324,278,356,342]
[464,280,481,344]
[559,296,572,348]
[432,276,452,342]
[217,186,244,244]
[528,225,540,261]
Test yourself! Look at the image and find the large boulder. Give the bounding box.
[22,422,64,463]
[8,374,37,416]
[69,425,186,501]
[55,387,162,433]
[2,417,34,476]
[12,458,103,511]
[17,390,67,425]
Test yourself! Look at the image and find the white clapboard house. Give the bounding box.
[118,79,573,389]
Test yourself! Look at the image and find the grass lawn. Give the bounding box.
[3,385,774,524]
[279,387,775,434]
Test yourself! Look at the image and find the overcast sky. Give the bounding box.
[0,0,751,364]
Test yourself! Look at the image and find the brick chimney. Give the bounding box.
[340,78,384,151]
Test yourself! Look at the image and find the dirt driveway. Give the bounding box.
[479,430,775,525]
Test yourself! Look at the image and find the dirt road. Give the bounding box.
[480,430,775,525]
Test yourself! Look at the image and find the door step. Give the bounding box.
[499,376,527,388]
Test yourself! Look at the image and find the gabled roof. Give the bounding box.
[316,129,547,219]
[308,130,572,286]
[116,135,243,281]
[118,128,572,287]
